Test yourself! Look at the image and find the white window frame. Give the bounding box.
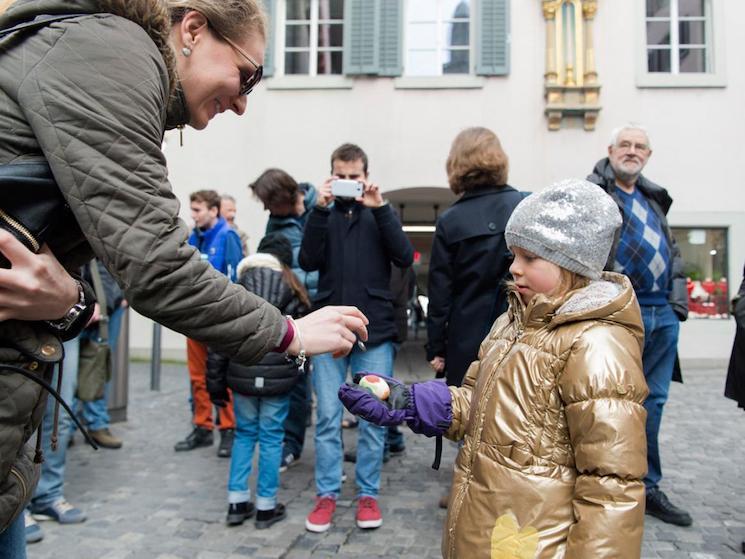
[636,0,726,88]
[276,0,344,78]
[402,0,475,78]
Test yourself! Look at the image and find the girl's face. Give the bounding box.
[509,247,563,304]
[173,12,265,130]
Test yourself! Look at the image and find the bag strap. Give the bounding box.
[0,14,89,39]
[0,363,98,451]
[88,261,109,342]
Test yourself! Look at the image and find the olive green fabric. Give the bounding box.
[0,0,284,530]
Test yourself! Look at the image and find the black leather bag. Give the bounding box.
[0,14,88,266]
[0,162,66,265]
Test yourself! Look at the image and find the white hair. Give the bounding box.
[221,194,236,203]
[609,123,652,150]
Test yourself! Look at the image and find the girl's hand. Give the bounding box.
[0,230,79,322]
[289,306,369,357]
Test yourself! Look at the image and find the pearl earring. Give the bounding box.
[181,46,192,57]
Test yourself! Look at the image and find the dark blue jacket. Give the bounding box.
[188,216,243,281]
[265,183,319,298]
[299,200,414,344]
[426,185,523,387]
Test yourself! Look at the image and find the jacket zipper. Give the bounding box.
[447,322,524,557]
[0,209,40,251]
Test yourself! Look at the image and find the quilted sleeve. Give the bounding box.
[558,324,649,558]
[16,15,283,364]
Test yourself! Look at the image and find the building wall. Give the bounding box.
[130,0,745,356]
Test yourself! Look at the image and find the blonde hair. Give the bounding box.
[505,270,590,303]
[446,127,509,195]
[168,0,267,42]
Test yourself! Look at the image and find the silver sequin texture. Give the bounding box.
[505,178,622,279]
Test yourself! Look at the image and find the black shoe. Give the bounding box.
[255,504,286,529]
[226,502,255,526]
[343,450,357,463]
[217,429,234,458]
[174,427,213,451]
[388,443,406,455]
[645,488,692,527]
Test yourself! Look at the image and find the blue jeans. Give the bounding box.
[228,393,290,511]
[80,306,124,430]
[312,342,394,498]
[0,512,26,559]
[640,304,680,490]
[31,338,78,510]
[282,369,311,458]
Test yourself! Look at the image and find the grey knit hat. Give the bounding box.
[504,178,622,279]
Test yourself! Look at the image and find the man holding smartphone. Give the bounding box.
[299,144,414,533]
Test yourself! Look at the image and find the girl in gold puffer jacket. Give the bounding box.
[341,179,649,558]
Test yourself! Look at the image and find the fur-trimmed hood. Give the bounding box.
[1,0,176,98]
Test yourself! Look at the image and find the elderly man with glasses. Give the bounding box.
[587,123,691,527]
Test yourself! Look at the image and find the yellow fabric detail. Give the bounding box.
[490,514,539,559]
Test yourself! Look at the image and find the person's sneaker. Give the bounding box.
[174,427,213,451]
[24,511,43,544]
[341,472,347,483]
[305,497,336,533]
[356,497,382,529]
[279,452,297,473]
[217,429,234,458]
[32,499,86,524]
[343,450,357,463]
[89,428,123,449]
[226,501,255,526]
[255,504,286,529]
[645,488,693,527]
[388,442,406,455]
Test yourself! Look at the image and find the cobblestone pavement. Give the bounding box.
[26,342,745,558]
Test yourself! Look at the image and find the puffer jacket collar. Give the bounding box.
[509,272,643,349]
[1,0,178,102]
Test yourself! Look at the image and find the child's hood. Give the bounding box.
[236,253,283,279]
[511,272,644,350]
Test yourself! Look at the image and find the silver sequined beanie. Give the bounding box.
[504,179,622,280]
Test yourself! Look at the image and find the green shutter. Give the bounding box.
[377,0,403,76]
[476,0,510,76]
[262,0,276,77]
[344,0,379,75]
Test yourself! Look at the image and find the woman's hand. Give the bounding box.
[429,356,445,374]
[288,305,368,357]
[0,230,79,322]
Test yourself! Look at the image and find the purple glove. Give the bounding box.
[338,373,453,437]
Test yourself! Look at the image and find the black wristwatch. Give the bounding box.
[45,280,88,332]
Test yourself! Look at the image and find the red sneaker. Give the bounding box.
[356,496,382,529]
[305,496,336,533]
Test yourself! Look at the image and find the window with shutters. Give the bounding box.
[636,0,725,87]
[277,0,344,76]
[404,0,473,76]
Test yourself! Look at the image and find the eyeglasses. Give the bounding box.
[214,31,263,96]
[616,141,650,153]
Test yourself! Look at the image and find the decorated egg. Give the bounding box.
[359,374,390,400]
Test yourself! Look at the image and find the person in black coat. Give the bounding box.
[207,234,310,531]
[426,127,523,388]
[725,265,745,409]
[298,143,413,532]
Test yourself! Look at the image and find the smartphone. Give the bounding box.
[331,179,363,198]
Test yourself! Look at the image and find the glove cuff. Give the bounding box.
[405,380,453,437]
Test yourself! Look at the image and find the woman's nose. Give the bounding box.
[232,95,247,115]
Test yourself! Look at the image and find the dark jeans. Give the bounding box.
[0,512,26,559]
[640,304,680,490]
[282,371,311,458]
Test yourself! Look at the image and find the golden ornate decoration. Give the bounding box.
[542,0,601,130]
